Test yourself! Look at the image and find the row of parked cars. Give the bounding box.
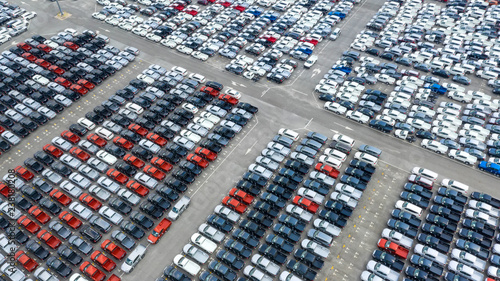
[0,28,134,158]
[317,0,500,176]
[0,0,37,44]
[0,62,257,281]
[160,129,382,281]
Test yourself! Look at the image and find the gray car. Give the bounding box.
[87,158,109,173]
[60,180,83,198]
[248,164,273,179]
[90,215,112,233]
[183,244,210,264]
[69,172,92,189]
[60,154,82,169]
[78,140,99,154]
[52,137,72,151]
[54,95,72,107]
[267,142,291,156]
[187,124,209,137]
[38,107,57,119]
[198,223,225,243]
[307,228,333,247]
[117,189,141,206]
[97,177,120,193]
[206,105,227,117]
[5,109,23,122]
[89,185,111,201]
[134,172,159,189]
[162,121,182,133]
[220,120,242,133]
[173,136,195,150]
[255,156,280,171]
[69,202,93,220]
[42,169,63,184]
[290,152,314,166]
[103,121,123,134]
[261,149,285,163]
[139,139,161,154]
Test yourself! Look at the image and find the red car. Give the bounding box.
[222,196,247,214]
[17,215,41,234]
[49,65,65,75]
[184,8,198,15]
[229,188,254,205]
[63,41,79,51]
[0,182,13,198]
[128,124,148,136]
[232,5,245,11]
[147,218,172,244]
[101,240,126,260]
[186,153,209,168]
[200,86,219,96]
[55,77,72,88]
[88,134,107,147]
[37,44,52,53]
[37,229,62,249]
[91,251,117,272]
[378,238,409,259]
[79,193,103,211]
[219,1,231,7]
[150,157,173,173]
[195,147,217,161]
[113,136,134,150]
[35,58,51,69]
[71,84,89,95]
[126,180,149,197]
[106,169,129,184]
[70,147,91,161]
[80,261,106,281]
[14,165,34,181]
[17,42,32,51]
[107,274,121,281]
[22,52,37,61]
[293,196,319,214]
[147,133,167,146]
[314,163,340,178]
[49,189,72,206]
[59,211,82,229]
[408,175,433,190]
[43,144,63,158]
[28,206,51,224]
[77,79,95,90]
[15,251,39,272]
[300,37,319,46]
[171,3,185,10]
[123,154,145,169]
[143,165,166,180]
[0,125,4,134]
[61,130,81,144]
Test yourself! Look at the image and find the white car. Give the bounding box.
[188,73,206,83]
[421,140,448,154]
[191,51,208,61]
[96,150,117,165]
[436,114,462,127]
[432,120,459,132]
[324,102,347,115]
[69,202,93,220]
[375,74,396,84]
[335,183,362,200]
[465,209,498,227]
[432,127,458,140]
[297,188,325,204]
[286,204,313,222]
[382,109,406,122]
[442,83,465,93]
[346,110,369,124]
[180,130,202,143]
[173,255,201,276]
[468,200,500,218]
[448,149,477,165]
[193,117,215,130]
[125,102,145,114]
[447,91,472,103]
[411,105,436,117]
[177,45,194,54]
[225,88,242,99]
[99,206,124,225]
[315,84,336,95]
[190,233,217,253]
[375,115,396,126]
[92,12,107,20]
[448,260,484,281]
[161,39,178,48]
[407,118,431,131]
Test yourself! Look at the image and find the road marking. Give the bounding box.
[311,68,321,78]
[291,89,308,96]
[245,140,259,155]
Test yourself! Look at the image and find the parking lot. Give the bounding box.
[0,0,499,280]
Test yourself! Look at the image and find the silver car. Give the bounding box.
[52,137,72,151]
[42,169,63,184]
[183,244,210,264]
[34,267,59,281]
[139,139,161,154]
[88,157,109,173]
[97,177,120,193]
[78,140,99,154]
[60,154,82,169]
[198,223,225,243]
[1,131,20,145]
[134,172,158,189]
[54,94,72,107]
[261,149,285,163]
[69,173,91,189]
[248,164,273,179]
[103,121,123,134]
[117,189,141,206]
[89,185,111,201]
[38,107,57,119]
[206,105,227,117]
[220,120,242,133]
[78,165,100,181]
[187,124,209,137]
[173,136,195,151]
[60,180,83,198]
[99,206,124,225]
[214,205,240,223]
[267,142,291,156]
[69,202,93,220]
[255,156,279,171]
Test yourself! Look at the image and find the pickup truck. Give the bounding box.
[0,264,26,281]
[387,219,418,238]
[410,254,444,277]
[426,214,458,232]
[313,219,341,237]
[429,204,461,223]
[301,239,330,258]
[293,249,324,270]
[451,249,487,272]
[391,209,421,228]
[251,254,280,276]
[458,228,493,249]
[417,233,450,254]
[469,199,500,218]
[324,201,353,217]
[381,228,413,249]
[455,239,489,260]
[414,244,448,266]
[330,192,358,209]
[377,238,409,260]
[183,244,210,264]
[448,260,484,281]
[372,250,404,272]
[366,260,400,281]
[421,223,454,243]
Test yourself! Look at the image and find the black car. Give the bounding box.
[232,228,260,248]
[458,228,492,249]
[140,202,164,219]
[286,259,317,281]
[115,161,137,177]
[109,198,132,215]
[166,177,188,193]
[237,102,258,114]
[130,210,154,230]
[225,239,252,259]
[294,249,324,270]
[278,214,305,232]
[111,230,136,251]
[157,185,179,202]
[148,194,171,211]
[429,204,461,222]
[421,223,454,243]
[0,140,11,152]
[258,243,287,264]
[164,266,191,281]
[26,240,50,260]
[21,185,42,202]
[216,250,244,271]
[372,249,404,272]
[470,192,500,208]
[172,169,195,184]
[40,198,61,215]
[46,256,72,277]
[131,147,153,161]
[426,214,458,232]
[33,178,54,194]
[207,214,233,233]
[415,130,436,140]
[405,266,430,281]
[239,219,265,238]
[324,200,353,217]
[121,220,146,240]
[57,245,84,265]
[455,239,489,260]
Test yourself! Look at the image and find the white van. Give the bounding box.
[476,70,498,80]
[440,179,469,194]
[121,244,147,273]
[395,200,423,217]
[354,152,378,165]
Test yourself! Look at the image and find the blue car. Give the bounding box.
[452,75,471,85]
[478,161,500,176]
[296,47,313,55]
[332,66,352,74]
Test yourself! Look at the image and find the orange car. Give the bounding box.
[128,124,148,136]
[15,165,34,181]
[222,196,247,214]
[200,86,219,96]
[18,42,32,51]
[17,215,41,234]
[49,65,64,75]
[15,250,38,272]
[43,144,63,158]
[218,94,238,105]
[37,44,52,53]
[126,180,149,197]
[70,84,89,95]
[123,154,145,169]
[55,77,72,88]
[150,157,173,172]
[28,206,51,224]
[314,163,340,178]
[79,193,102,211]
[91,251,116,272]
[113,136,134,150]
[59,211,82,229]
[70,147,91,161]
[77,79,95,90]
[229,187,254,205]
[63,41,79,51]
[101,240,126,260]
[80,261,106,281]
[22,52,36,61]
[186,153,209,168]
[293,196,319,214]
[147,133,168,146]
[143,165,166,180]
[87,134,107,147]
[0,182,13,198]
[148,218,172,244]
[35,58,51,69]
[61,130,81,144]
[106,169,129,184]
[37,229,62,249]
[195,147,217,161]
[49,189,73,206]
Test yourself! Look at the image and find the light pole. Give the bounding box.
[54,0,64,16]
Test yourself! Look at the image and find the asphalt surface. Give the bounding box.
[1,0,499,280]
